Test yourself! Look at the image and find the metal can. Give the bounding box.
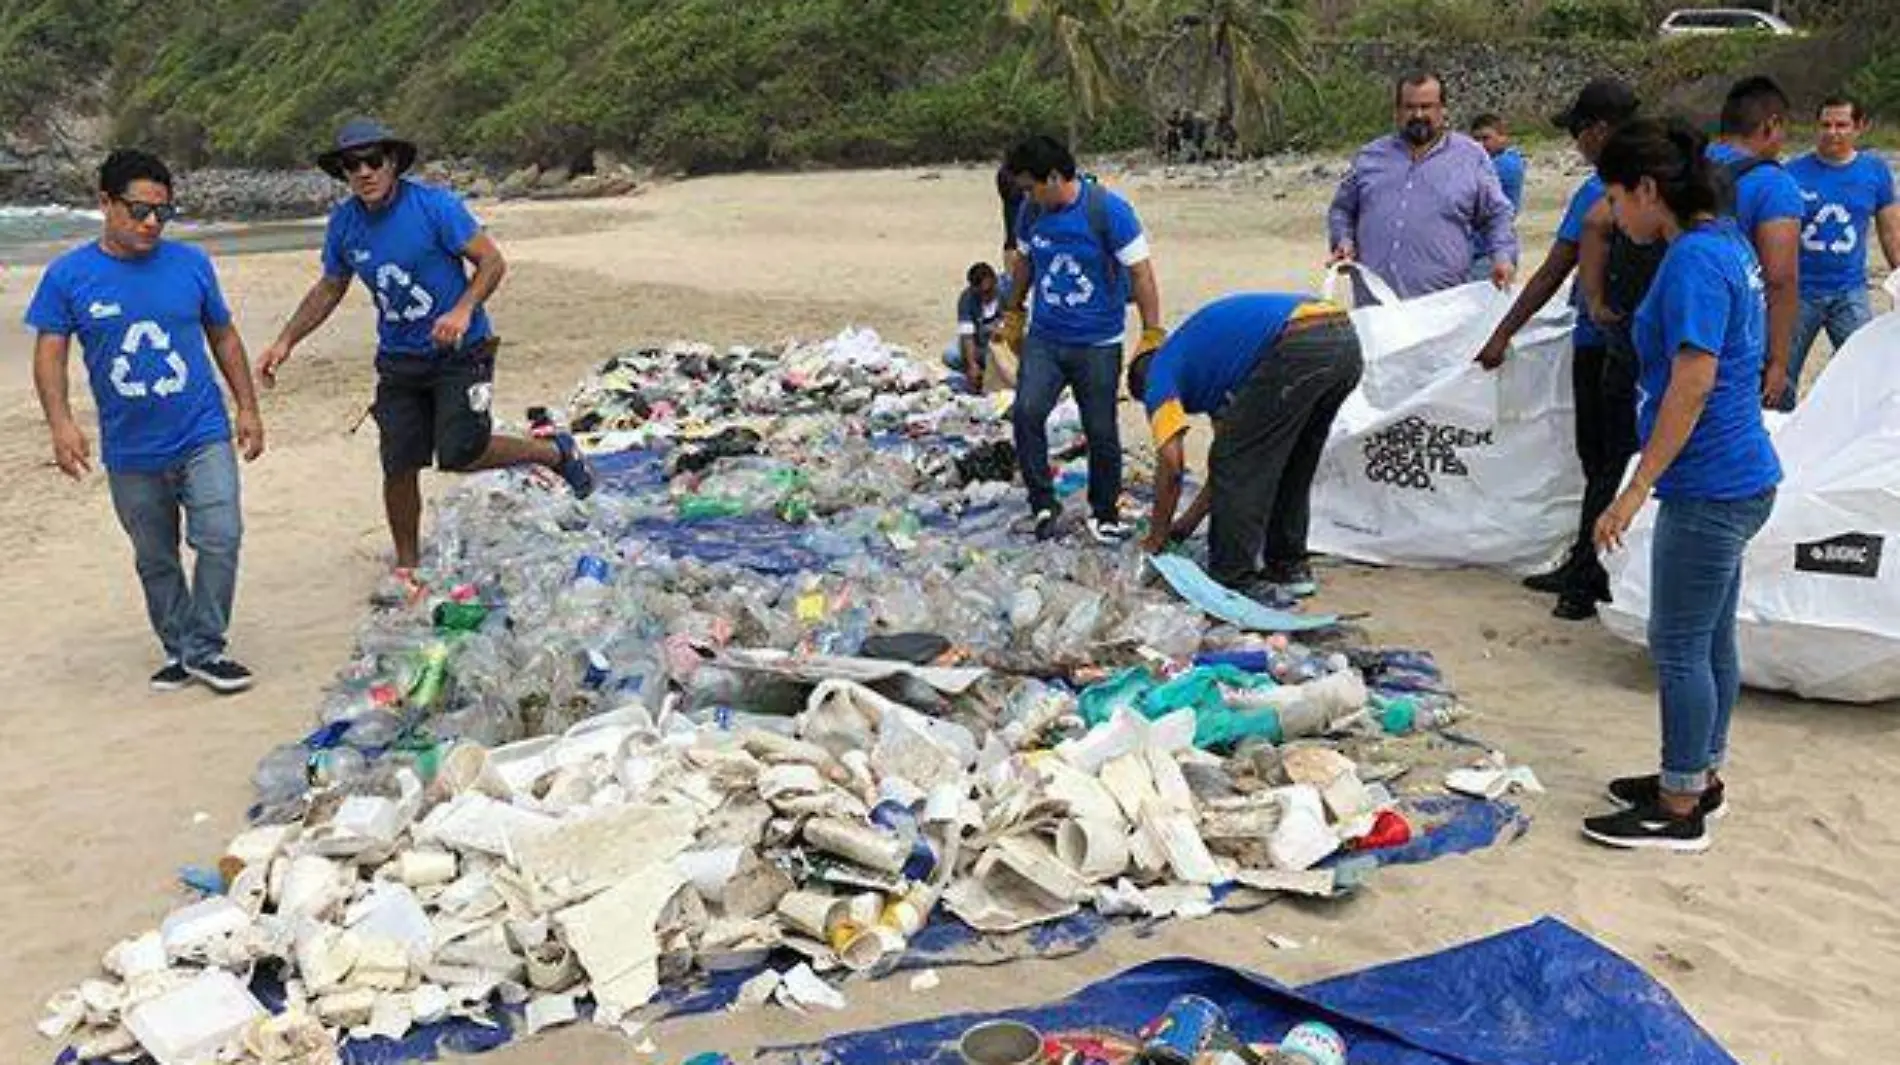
[1138,995,1227,1065]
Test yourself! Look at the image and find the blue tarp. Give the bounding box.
[1148,553,1340,633]
[764,918,1737,1065]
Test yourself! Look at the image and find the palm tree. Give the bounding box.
[1006,0,1127,149]
[1144,0,1311,156]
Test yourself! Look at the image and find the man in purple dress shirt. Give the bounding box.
[1328,71,1519,301]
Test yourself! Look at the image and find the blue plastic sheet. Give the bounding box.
[762,919,1738,1065]
[1148,553,1339,633]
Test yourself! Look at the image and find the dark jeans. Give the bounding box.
[1649,489,1775,793]
[1012,334,1123,519]
[107,440,243,665]
[1567,341,1639,592]
[1208,318,1364,584]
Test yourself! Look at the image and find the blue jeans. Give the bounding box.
[1012,334,1123,519]
[107,440,244,665]
[1646,489,1775,793]
[1782,288,1873,411]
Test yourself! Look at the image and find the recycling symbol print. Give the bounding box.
[109,320,189,400]
[1039,252,1096,309]
[374,263,436,323]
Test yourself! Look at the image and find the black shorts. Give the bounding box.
[373,339,497,476]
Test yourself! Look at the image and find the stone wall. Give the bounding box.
[1308,39,1657,127]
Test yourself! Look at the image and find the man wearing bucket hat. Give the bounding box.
[258,118,594,574]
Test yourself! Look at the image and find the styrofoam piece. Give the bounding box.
[1144,749,1196,814]
[72,1025,138,1060]
[1267,785,1340,872]
[1039,761,1125,827]
[1055,709,1144,774]
[224,824,298,871]
[732,969,781,1010]
[555,867,686,1015]
[346,938,413,990]
[523,992,580,1035]
[354,993,414,1042]
[758,763,827,801]
[240,1011,339,1065]
[774,963,845,1012]
[1139,805,1224,885]
[554,708,652,767]
[38,989,85,1040]
[307,794,410,856]
[674,846,743,904]
[295,928,361,993]
[123,969,264,1065]
[315,988,376,1028]
[1099,753,1161,824]
[160,897,251,961]
[103,931,167,980]
[775,890,846,940]
[409,985,452,1026]
[742,730,838,769]
[514,803,696,901]
[1055,817,1130,881]
[1234,866,1340,898]
[346,882,435,961]
[277,856,348,920]
[393,850,458,887]
[414,793,558,858]
[801,818,907,873]
[486,736,560,796]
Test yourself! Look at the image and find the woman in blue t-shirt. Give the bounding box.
[1584,119,1781,853]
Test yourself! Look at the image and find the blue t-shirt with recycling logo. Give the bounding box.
[1787,151,1897,296]
[25,240,234,472]
[322,179,493,358]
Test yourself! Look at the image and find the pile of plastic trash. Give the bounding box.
[41,330,1510,1065]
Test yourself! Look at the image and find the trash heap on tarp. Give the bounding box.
[43,329,1529,1065]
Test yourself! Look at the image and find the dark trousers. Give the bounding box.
[1013,334,1123,519]
[1208,318,1364,584]
[1569,341,1640,591]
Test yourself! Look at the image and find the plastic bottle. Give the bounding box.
[253,743,312,807]
[677,494,747,521]
[433,601,489,633]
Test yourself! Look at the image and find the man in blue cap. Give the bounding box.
[258,119,594,576]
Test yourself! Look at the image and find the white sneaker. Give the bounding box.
[1087,516,1132,544]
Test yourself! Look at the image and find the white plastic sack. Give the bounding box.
[1308,264,1584,572]
[1601,311,1900,703]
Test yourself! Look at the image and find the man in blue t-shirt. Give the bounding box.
[1474,78,1640,621]
[1128,294,1361,599]
[1706,76,1806,408]
[944,261,1010,392]
[1469,113,1526,280]
[996,136,1166,544]
[256,119,595,574]
[1781,95,1900,410]
[26,150,266,693]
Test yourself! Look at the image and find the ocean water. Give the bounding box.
[0,204,100,258]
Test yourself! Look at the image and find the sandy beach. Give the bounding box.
[1,163,1894,1065]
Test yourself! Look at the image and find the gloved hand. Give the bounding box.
[998,309,1026,352]
[1135,325,1168,358]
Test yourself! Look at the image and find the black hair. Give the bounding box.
[1126,350,1155,403]
[1470,113,1505,134]
[1005,135,1077,183]
[98,149,172,197]
[1395,70,1444,107]
[967,261,997,287]
[1720,75,1790,136]
[1596,117,1721,226]
[1818,94,1866,123]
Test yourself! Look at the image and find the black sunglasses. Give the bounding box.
[341,149,388,174]
[116,197,178,224]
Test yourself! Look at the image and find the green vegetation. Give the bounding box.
[0,0,1885,172]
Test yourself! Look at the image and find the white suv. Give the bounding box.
[1658,8,1798,36]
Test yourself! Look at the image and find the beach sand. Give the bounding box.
[1,164,1894,1065]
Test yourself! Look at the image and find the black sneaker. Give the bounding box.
[186,657,256,695]
[1086,515,1131,545]
[1522,560,1575,594]
[1551,591,1598,621]
[1581,802,1710,852]
[150,660,193,692]
[1607,774,1727,820]
[1233,578,1297,610]
[1032,507,1060,541]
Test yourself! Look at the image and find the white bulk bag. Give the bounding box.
[1308,264,1584,572]
[1601,310,1900,703]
